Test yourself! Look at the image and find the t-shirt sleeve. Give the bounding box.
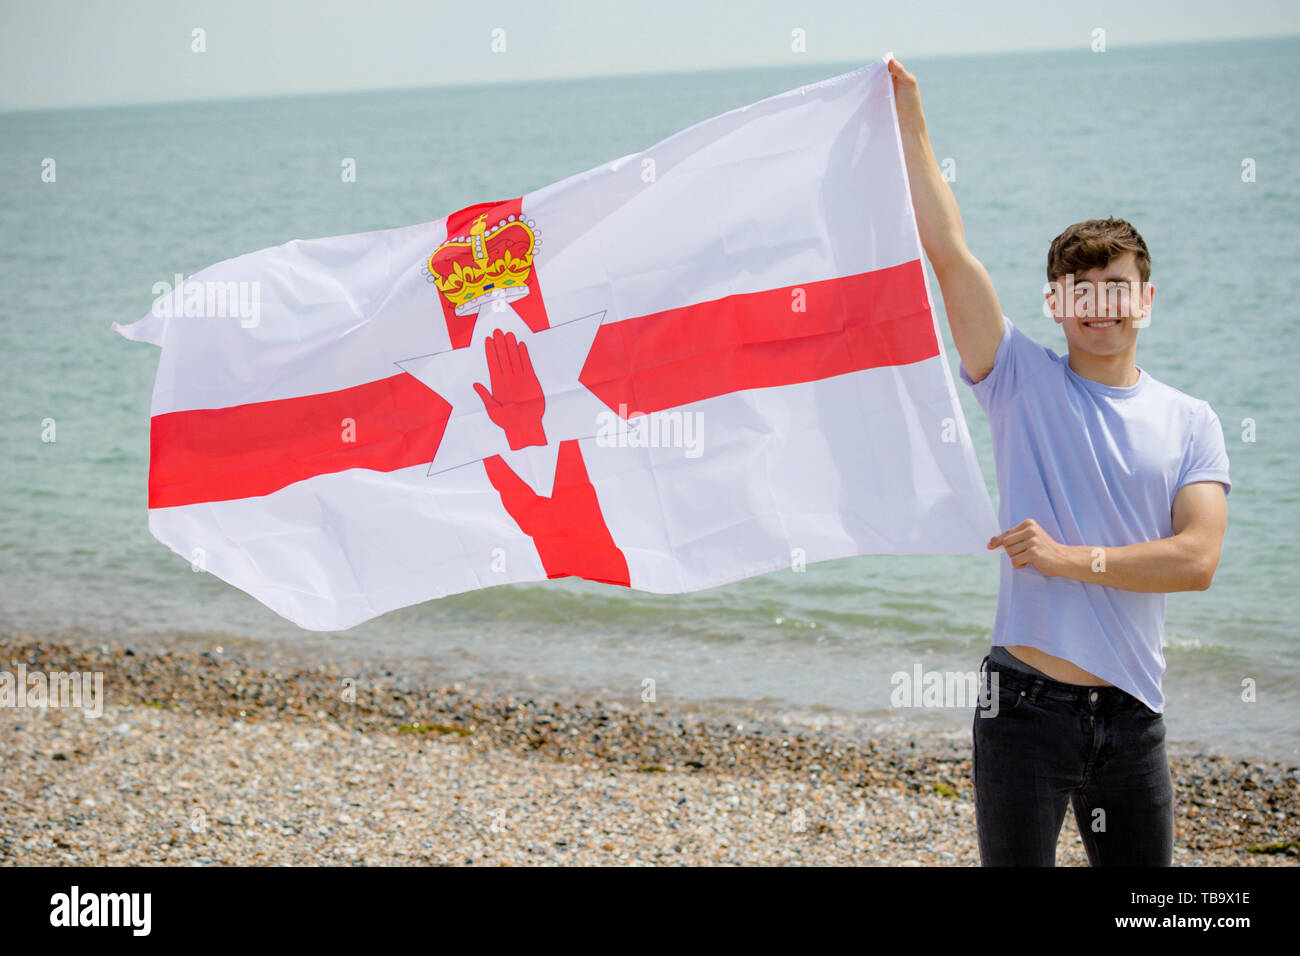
[1177,402,1232,496]
[958,316,1050,415]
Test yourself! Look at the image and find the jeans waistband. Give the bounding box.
[980,653,1144,712]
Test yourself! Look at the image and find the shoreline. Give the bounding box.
[1,634,1296,866]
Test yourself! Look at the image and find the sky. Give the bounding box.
[1,0,1298,111]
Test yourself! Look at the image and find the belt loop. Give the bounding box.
[1027,675,1044,705]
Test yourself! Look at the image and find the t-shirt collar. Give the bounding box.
[1062,357,1148,398]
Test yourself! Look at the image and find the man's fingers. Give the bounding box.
[991,520,1036,544]
[989,525,1034,548]
[888,58,915,83]
[998,527,1037,547]
[1003,540,1032,564]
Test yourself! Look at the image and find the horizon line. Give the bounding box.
[2,32,1296,117]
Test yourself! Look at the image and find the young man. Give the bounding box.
[887,57,1231,866]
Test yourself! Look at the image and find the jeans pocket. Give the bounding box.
[1133,700,1162,720]
[977,680,1025,718]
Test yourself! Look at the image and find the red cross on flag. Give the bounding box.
[114,57,998,631]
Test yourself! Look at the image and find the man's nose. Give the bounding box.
[1097,284,1115,317]
[1076,286,1096,318]
[1081,284,1113,318]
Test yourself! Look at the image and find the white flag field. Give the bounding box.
[114,55,999,631]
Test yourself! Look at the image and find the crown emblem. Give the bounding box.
[427,213,540,315]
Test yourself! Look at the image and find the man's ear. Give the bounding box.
[1045,290,1063,326]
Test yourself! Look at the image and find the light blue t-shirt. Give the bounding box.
[959,317,1231,713]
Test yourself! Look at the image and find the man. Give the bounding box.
[887,57,1231,866]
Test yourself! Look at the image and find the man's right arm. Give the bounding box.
[888,58,1003,383]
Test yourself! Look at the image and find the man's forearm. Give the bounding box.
[992,487,1226,595]
[897,115,968,272]
[888,57,1005,379]
[1051,535,1216,593]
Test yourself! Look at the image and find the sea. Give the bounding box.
[1,36,1296,760]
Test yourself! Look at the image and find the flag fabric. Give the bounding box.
[114,56,999,631]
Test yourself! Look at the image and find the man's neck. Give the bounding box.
[1067,348,1140,388]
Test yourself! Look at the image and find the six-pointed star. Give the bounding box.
[396,302,608,497]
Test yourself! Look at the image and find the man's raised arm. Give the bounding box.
[888,58,1004,383]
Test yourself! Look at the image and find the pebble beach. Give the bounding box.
[1,635,1296,867]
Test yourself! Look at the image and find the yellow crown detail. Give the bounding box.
[428,214,537,309]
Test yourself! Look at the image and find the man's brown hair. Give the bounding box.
[1046,217,1151,285]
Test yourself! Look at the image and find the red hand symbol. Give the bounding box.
[482,440,631,586]
[473,328,547,450]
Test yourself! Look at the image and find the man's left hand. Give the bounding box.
[988,518,1077,577]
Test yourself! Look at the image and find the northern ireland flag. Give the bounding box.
[114,56,998,631]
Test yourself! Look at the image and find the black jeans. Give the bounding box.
[972,653,1174,866]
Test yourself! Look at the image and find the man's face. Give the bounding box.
[1044,251,1154,359]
